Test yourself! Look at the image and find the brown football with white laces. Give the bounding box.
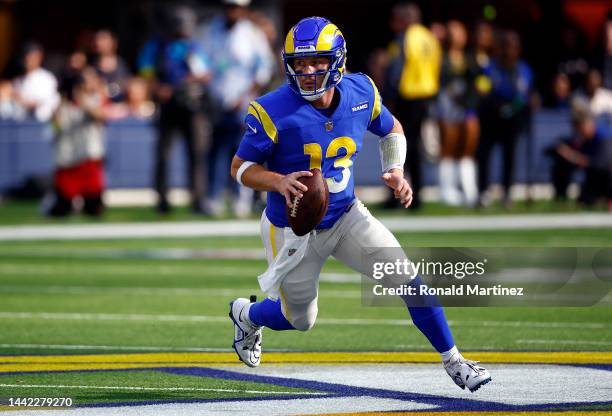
[286,168,329,236]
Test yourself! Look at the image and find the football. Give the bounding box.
[286,168,329,236]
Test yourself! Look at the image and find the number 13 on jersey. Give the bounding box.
[304,136,357,193]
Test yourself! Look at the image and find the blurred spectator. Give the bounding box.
[472,21,495,102]
[12,42,60,122]
[59,50,88,99]
[437,20,480,207]
[584,69,612,116]
[367,2,416,91]
[249,10,284,91]
[138,4,212,214]
[367,49,389,92]
[551,72,571,109]
[477,31,533,208]
[474,21,495,72]
[604,15,612,89]
[47,67,108,217]
[0,79,24,119]
[91,29,131,103]
[249,10,278,50]
[384,2,441,209]
[107,77,155,119]
[196,0,273,218]
[429,21,447,45]
[549,98,612,207]
[557,23,589,91]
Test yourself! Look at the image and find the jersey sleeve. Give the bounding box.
[368,104,394,137]
[235,102,277,164]
[365,75,395,137]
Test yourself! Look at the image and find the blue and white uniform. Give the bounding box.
[230,17,489,394]
[232,18,458,371]
[237,73,394,229]
[235,71,405,327]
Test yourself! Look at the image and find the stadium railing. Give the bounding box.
[0,110,572,191]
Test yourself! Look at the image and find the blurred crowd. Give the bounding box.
[369,3,611,211]
[1,0,278,217]
[0,0,610,217]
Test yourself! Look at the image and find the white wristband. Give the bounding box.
[379,132,406,173]
[236,161,257,186]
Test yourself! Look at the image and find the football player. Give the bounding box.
[228,17,491,392]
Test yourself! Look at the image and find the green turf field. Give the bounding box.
[0,370,319,405]
[0,198,606,225]
[0,210,610,412]
[0,229,610,356]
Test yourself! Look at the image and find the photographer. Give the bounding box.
[138,5,212,214]
[550,99,612,208]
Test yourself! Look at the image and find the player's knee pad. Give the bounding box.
[288,303,318,332]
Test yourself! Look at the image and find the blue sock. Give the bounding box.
[248,298,295,331]
[400,277,455,353]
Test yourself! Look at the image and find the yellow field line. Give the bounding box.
[1,351,611,364]
[307,413,612,416]
[0,352,611,373]
[0,406,70,412]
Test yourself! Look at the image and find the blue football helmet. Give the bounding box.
[282,17,347,101]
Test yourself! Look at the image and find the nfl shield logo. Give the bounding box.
[288,248,297,257]
[325,120,333,131]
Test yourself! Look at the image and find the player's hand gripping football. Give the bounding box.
[276,170,313,208]
[382,169,413,208]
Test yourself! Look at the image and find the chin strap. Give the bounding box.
[379,132,407,173]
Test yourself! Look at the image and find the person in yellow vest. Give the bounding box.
[384,3,441,209]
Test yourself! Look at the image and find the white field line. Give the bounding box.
[0,265,361,287]
[0,384,325,395]
[1,262,606,283]
[0,312,228,323]
[0,311,610,330]
[0,213,611,241]
[0,264,261,277]
[0,343,233,352]
[516,339,612,346]
[0,342,494,352]
[0,344,305,352]
[0,285,361,299]
[0,247,267,260]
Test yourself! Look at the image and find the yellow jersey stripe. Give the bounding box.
[366,75,382,123]
[316,23,339,51]
[247,104,261,123]
[248,102,278,143]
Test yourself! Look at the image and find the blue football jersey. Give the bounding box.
[236,73,394,229]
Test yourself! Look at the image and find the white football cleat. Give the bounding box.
[229,296,262,367]
[444,354,491,392]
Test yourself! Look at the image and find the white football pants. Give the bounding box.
[260,199,404,331]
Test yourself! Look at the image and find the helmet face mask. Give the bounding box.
[282,17,347,101]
